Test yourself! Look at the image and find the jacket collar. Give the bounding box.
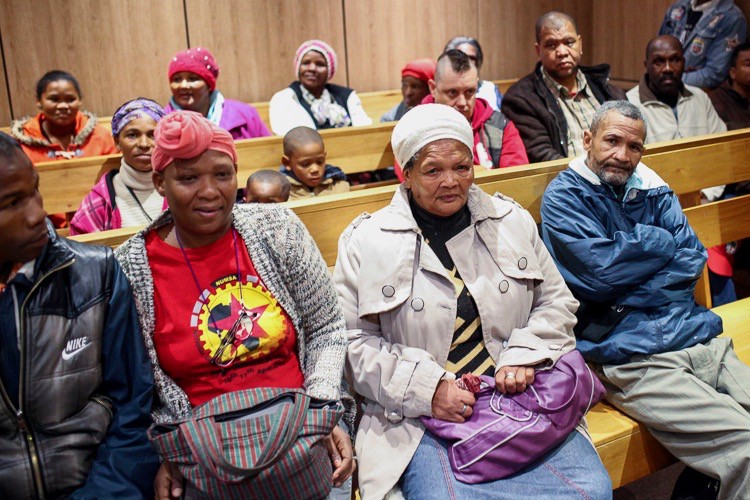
[568,154,669,194]
[380,183,512,231]
[33,220,75,279]
[541,66,589,98]
[717,81,749,106]
[419,94,493,132]
[680,0,735,47]
[637,75,692,105]
[11,111,98,148]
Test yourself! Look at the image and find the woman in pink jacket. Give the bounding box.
[70,98,168,235]
[164,47,271,140]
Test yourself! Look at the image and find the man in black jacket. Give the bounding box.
[0,132,159,498]
[502,11,626,163]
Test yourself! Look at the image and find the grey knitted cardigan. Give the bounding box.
[115,204,351,426]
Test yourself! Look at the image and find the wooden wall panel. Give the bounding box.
[478,0,593,81]
[591,0,674,82]
[7,0,750,123]
[593,1,750,83]
[344,0,478,93]
[185,0,346,103]
[0,0,187,120]
[0,28,11,127]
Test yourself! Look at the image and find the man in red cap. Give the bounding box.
[381,59,436,122]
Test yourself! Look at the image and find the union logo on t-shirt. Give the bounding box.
[191,274,288,366]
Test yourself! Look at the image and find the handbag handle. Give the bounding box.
[184,391,310,480]
[493,353,591,415]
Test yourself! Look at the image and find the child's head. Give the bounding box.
[244,170,291,203]
[282,126,327,188]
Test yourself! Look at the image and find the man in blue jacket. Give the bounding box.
[0,132,160,498]
[659,0,747,89]
[541,101,750,499]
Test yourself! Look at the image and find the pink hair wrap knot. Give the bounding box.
[151,111,237,172]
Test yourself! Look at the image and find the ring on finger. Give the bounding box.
[505,372,516,379]
[460,403,467,416]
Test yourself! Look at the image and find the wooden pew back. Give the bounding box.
[37,122,396,214]
[69,130,750,268]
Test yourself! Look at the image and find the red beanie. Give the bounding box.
[402,59,436,84]
[168,47,220,91]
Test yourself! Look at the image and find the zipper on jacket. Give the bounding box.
[0,382,45,499]
[14,258,74,499]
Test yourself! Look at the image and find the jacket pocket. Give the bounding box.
[495,250,544,282]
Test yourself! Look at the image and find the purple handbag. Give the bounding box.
[421,350,605,484]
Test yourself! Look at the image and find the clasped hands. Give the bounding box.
[431,365,536,423]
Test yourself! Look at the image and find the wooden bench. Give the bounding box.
[67,129,750,260]
[36,122,396,215]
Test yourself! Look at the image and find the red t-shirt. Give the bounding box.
[146,228,304,407]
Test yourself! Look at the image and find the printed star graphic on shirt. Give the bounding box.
[237,303,270,342]
[211,295,269,351]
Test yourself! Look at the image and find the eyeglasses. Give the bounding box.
[210,310,247,368]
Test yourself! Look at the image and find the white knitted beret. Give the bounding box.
[391,103,474,167]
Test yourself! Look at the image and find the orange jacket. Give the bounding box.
[10,111,116,164]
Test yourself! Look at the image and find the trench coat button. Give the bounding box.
[518,257,528,270]
[411,298,424,311]
[382,285,395,297]
[499,280,510,293]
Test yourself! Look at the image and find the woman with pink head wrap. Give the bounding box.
[164,47,271,140]
[115,111,355,498]
[268,39,372,135]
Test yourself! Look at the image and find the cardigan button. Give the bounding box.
[499,280,510,293]
[518,257,528,270]
[382,285,395,298]
[411,298,424,311]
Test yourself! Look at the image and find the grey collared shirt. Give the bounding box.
[541,68,601,157]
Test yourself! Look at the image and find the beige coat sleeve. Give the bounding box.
[494,208,579,370]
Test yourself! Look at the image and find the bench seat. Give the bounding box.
[588,297,750,488]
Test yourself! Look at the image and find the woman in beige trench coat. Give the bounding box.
[333,104,612,500]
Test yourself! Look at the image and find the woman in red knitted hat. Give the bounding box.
[165,47,271,140]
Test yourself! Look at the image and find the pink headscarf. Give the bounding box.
[151,111,237,172]
[294,40,337,81]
